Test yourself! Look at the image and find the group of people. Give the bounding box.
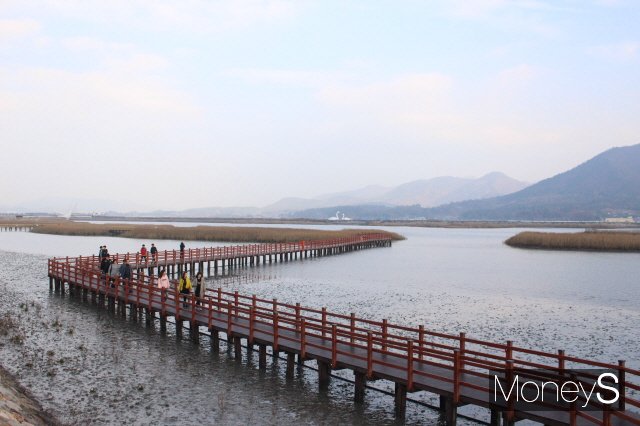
[97,242,201,305]
[98,245,132,286]
[156,269,206,307]
[138,243,159,263]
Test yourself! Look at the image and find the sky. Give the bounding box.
[1,0,639,212]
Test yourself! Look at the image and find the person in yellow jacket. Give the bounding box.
[178,271,192,308]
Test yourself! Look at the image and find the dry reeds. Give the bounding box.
[31,221,404,243]
[505,231,640,252]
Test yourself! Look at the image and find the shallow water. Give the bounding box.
[0,226,638,424]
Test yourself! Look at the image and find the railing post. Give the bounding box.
[331,324,337,368]
[226,301,232,336]
[367,331,373,378]
[321,307,327,338]
[505,340,513,367]
[273,311,279,352]
[300,318,306,359]
[407,339,414,391]
[618,359,626,411]
[249,307,255,344]
[350,313,355,343]
[459,332,466,370]
[295,303,301,331]
[418,325,425,360]
[217,288,222,311]
[505,359,515,423]
[381,319,388,352]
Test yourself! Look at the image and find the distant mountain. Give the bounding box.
[425,144,640,221]
[267,172,527,216]
[378,172,528,207]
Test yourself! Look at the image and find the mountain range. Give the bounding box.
[262,172,528,215]
[425,143,640,221]
[296,143,640,221]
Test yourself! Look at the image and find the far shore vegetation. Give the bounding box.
[23,220,404,243]
[505,231,640,252]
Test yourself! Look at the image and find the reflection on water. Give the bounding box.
[0,226,639,424]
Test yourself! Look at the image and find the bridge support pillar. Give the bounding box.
[175,319,183,337]
[440,396,457,426]
[258,345,267,369]
[145,309,153,325]
[286,352,295,379]
[160,314,167,332]
[489,408,501,425]
[394,383,407,419]
[190,322,200,343]
[234,336,242,359]
[49,277,53,291]
[502,412,515,426]
[91,291,97,304]
[297,354,305,365]
[318,361,331,390]
[82,288,88,301]
[354,371,367,403]
[130,304,137,321]
[210,329,219,351]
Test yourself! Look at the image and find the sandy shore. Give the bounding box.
[0,365,59,426]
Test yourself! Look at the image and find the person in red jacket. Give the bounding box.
[140,244,148,263]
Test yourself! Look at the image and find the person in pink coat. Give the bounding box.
[157,269,170,301]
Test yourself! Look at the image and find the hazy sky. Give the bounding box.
[1,1,639,211]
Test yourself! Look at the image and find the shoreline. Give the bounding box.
[3,215,640,230]
[0,364,60,426]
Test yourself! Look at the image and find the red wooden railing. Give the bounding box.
[63,233,392,267]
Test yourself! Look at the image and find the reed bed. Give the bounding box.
[505,231,640,252]
[31,221,404,243]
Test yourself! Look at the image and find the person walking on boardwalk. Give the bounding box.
[157,269,170,302]
[140,244,148,264]
[98,245,104,262]
[179,242,185,259]
[100,254,111,285]
[150,243,158,263]
[119,258,132,292]
[194,271,206,306]
[178,271,191,308]
[107,258,119,287]
[101,246,109,259]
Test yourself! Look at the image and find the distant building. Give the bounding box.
[603,216,635,223]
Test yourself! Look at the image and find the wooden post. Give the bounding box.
[160,314,167,332]
[234,336,242,360]
[394,383,407,419]
[190,321,200,343]
[258,344,267,370]
[286,352,295,379]
[318,361,331,390]
[210,329,219,351]
[354,371,366,403]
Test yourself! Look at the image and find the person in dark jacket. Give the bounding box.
[119,258,132,280]
[150,243,158,263]
[100,255,111,285]
[119,258,132,294]
[179,242,185,258]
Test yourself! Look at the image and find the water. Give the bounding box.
[0,226,638,424]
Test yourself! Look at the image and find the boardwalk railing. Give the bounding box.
[63,233,393,269]
[47,240,640,426]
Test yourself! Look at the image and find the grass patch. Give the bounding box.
[505,231,640,252]
[31,221,404,243]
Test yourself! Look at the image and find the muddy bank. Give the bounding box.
[0,364,58,425]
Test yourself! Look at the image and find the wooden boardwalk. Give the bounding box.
[47,235,640,426]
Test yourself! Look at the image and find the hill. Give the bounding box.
[425,144,640,221]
